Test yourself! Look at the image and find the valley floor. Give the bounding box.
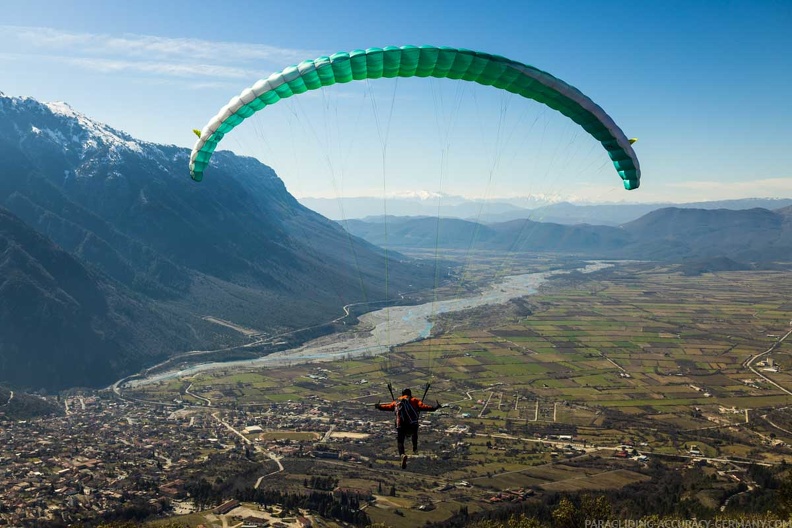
[3,260,792,527]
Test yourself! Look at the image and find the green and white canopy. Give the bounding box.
[190,45,640,190]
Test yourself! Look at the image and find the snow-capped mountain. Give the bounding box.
[0,94,184,192]
[0,93,436,390]
[2,95,156,159]
[35,100,146,156]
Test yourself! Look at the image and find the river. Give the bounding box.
[125,261,611,387]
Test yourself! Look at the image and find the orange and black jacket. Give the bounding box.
[376,396,437,427]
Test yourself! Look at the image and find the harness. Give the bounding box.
[395,397,420,427]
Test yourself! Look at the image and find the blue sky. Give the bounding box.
[2,0,791,203]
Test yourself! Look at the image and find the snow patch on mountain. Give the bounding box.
[0,94,165,165]
[43,100,147,157]
[41,126,68,146]
[391,190,448,201]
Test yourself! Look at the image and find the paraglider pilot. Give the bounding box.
[375,388,441,468]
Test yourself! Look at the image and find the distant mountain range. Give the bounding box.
[0,94,436,390]
[499,199,792,226]
[301,195,792,225]
[300,194,530,222]
[342,206,792,262]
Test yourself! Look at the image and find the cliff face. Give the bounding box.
[0,207,185,389]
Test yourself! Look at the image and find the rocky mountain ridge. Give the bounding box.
[0,93,435,390]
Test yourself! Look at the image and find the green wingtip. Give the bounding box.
[623,178,640,190]
[192,129,202,138]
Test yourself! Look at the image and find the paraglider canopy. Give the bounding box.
[189,45,640,190]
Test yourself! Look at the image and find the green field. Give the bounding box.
[133,266,792,446]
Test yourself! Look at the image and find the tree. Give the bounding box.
[552,497,580,528]
[777,473,792,518]
[552,495,612,528]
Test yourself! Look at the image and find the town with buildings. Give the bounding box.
[2,380,779,528]
[0,393,359,527]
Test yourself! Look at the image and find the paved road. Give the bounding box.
[478,392,494,418]
[760,410,792,437]
[744,327,792,396]
[255,453,285,489]
[210,413,285,489]
[211,413,251,444]
[321,424,337,442]
[0,390,12,407]
[186,383,211,406]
